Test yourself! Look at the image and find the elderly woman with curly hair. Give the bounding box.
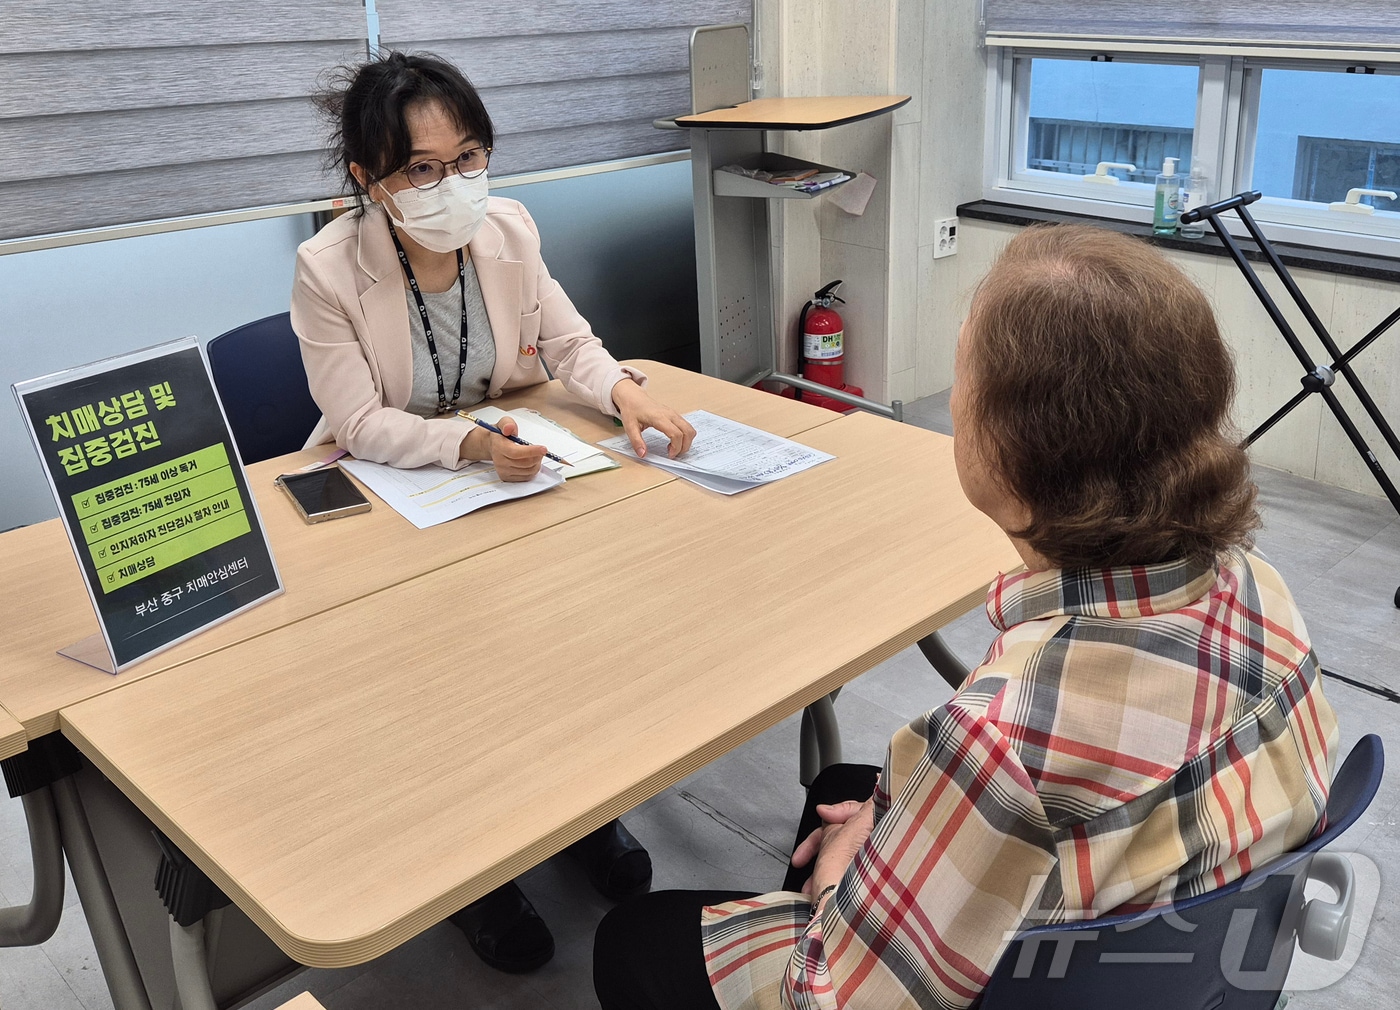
[593,225,1339,1010]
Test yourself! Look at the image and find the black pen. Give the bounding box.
[457,411,573,467]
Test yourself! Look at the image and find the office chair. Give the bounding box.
[980,734,1383,1010]
[206,313,322,466]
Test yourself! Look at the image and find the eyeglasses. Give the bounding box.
[399,146,492,190]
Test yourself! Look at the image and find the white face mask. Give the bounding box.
[379,170,490,253]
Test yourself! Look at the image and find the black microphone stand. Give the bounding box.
[1178,191,1400,607]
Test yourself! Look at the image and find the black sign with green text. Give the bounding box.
[14,338,281,671]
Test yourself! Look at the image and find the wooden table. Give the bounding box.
[0,705,26,760]
[274,995,326,1010]
[60,410,1019,967]
[675,95,911,131]
[0,362,838,739]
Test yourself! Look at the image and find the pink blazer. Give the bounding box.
[290,197,646,469]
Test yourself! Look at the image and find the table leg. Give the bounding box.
[0,785,64,946]
[51,775,154,1010]
[169,915,219,1010]
[800,693,843,787]
[801,630,967,787]
[917,630,971,690]
[800,708,817,787]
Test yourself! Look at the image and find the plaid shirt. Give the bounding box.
[701,547,1338,1010]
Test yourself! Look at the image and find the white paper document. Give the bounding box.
[597,410,834,495]
[469,406,620,478]
[340,457,563,530]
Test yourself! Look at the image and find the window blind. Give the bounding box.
[0,1,367,242]
[983,1,1400,58]
[375,0,753,177]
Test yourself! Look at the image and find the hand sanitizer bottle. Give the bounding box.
[1180,163,1210,238]
[1153,157,1181,235]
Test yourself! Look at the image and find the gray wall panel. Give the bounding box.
[0,43,363,119]
[413,28,694,88]
[0,2,366,53]
[490,121,686,177]
[2,1,366,239]
[985,1,1400,47]
[2,0,738,239]
[380,1,749,176]
[505,160,699,369]
[378,0,751,41]
[483,74,691,134]
[0,100,323,182]
[0,152,336,240]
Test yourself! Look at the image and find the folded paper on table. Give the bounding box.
[339,457,563,529]
[597,410,834,495]
[470,406,620,478]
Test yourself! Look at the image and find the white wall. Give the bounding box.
[0,216,314,529]
[902,0,990,401]
[759,0,897,401]
[758,0,989,404]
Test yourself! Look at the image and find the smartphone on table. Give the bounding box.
[275,465,371,523]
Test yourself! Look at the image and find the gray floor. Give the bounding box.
[3,388,1398,1009]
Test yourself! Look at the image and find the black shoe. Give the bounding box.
[569,819,653,902]
[448,881,554,974]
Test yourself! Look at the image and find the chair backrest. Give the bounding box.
[979,734,1384,1010]
[206,313,322,466]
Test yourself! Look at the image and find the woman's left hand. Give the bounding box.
[611,379,696,459]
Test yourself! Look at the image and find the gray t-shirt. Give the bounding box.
[404,257,496,418]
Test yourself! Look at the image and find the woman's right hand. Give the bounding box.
[459,416,547,481]
[789,798,876,910]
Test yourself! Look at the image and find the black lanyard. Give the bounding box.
[388,221,468,415]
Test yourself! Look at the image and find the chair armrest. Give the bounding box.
[1299,852,1354,960]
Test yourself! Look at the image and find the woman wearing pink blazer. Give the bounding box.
[290,51,691,974]
[292,54,695,480]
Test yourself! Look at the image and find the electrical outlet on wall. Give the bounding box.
[933,217,958,258]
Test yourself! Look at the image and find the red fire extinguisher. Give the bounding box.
[795,280,863,411]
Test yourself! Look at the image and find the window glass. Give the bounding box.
[1025,58,1198,183]
[1254,68,1400,210]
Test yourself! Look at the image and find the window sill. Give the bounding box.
[958,201,1400,286]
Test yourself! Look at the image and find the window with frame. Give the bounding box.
[1248,66,1400,213]
[982,3,1400,255]
[1012,57,1199,204]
